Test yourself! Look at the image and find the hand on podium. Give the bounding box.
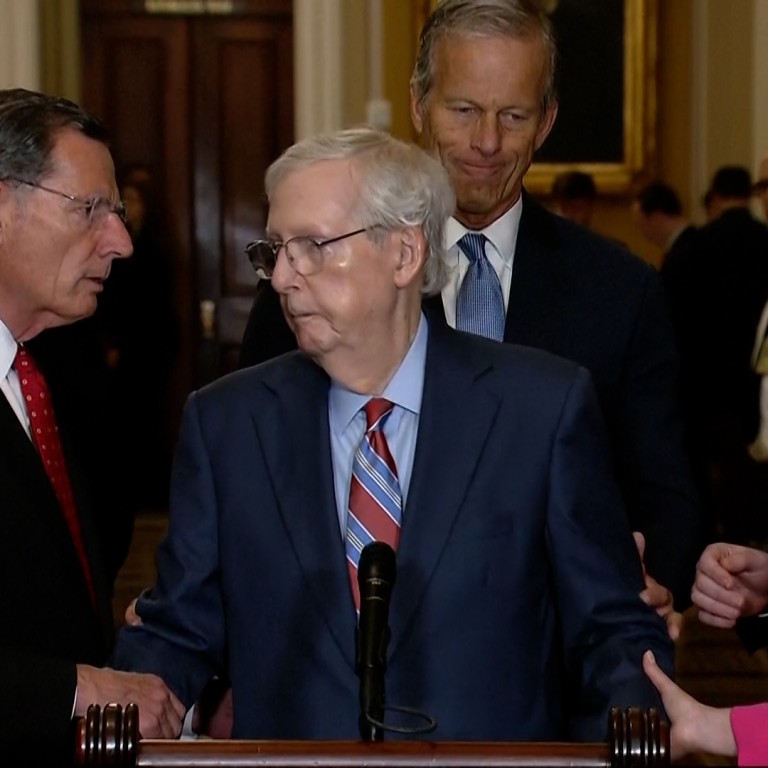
[75,665,185,738]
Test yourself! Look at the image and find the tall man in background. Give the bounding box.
[240,0,700,607]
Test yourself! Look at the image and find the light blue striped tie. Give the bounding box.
[456,233,505,341]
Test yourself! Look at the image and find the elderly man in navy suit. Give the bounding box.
[240,0,701,612]
[113,127,673,741]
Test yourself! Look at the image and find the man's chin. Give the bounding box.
[453,183,505,213]
[65,295,98,322]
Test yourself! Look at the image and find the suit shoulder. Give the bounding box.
[524,194,655,281]
[192,351,319,404]
[447,325,587,386]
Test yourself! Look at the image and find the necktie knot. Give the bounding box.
[457,232,488,264]
[364,397,393,432]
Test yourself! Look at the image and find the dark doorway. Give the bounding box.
[80,0,294,489]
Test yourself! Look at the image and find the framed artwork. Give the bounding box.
[414,0,658,194]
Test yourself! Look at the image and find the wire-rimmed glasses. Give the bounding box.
[2,177,127,226]
[245,227,372,279]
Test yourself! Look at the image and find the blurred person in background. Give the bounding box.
[550,170,597,229]
[96,169,178,510]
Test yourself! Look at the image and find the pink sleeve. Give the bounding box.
[731,703,768,767]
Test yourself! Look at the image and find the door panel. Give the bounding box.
[80,14,194,459]
[80,2,293,401]
[192,16,293,369]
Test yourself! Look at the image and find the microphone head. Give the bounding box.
[358,541,396,592]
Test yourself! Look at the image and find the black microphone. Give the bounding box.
[355,541,396,741]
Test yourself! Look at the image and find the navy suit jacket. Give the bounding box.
[239,194,700,605]
[114,319,673,741]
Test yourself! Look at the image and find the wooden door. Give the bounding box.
[191,14,294,373]
[79,0,293,441]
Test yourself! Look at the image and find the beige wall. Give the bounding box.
[341,0,368,127]
[0,0,40,90]
[39,0,81,102]
[382,0,418,141]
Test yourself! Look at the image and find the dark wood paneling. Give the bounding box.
[192,16,293,352]
[80,2,293,435]
[80,15,194,448]
[81,17,191,248]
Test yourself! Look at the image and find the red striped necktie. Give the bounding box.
[345,398,403,611]
[14,345,95,607]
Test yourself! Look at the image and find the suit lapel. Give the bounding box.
[60,423,114,639]
[0,392,109,633]
[258,356,357,667]
[505,192,563,346]
[424,194,563,347]
[390,322,502,655]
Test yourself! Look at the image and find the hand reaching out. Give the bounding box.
[643,651,736,760]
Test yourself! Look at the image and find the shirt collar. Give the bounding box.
[444,196,523,266]
[0,318,17,381]
[330,313,428,431]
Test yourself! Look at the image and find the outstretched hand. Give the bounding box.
[643,650,735,761]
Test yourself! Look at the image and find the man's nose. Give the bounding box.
[471,114,502,155]
[102,214,133,260]
[269,245,297,292]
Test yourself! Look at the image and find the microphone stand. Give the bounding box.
[355,542,396,742]
[357,625,388,741]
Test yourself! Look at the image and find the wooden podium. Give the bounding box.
[74,704,669,767]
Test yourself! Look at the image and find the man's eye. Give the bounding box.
[84,198,111,223]
[500,112,528,127]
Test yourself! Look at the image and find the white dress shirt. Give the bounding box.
[0,319,30,436]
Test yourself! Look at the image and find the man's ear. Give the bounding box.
[0,181,13,244]
[534,99,558,152]
[393,226,426,289]
[410,85,425,137]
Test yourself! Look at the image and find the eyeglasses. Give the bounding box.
[2,177,127,226]
[245,227,372,279]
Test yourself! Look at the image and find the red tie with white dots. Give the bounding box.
[14,345,95,606]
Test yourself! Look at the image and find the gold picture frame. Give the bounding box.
[414,0,658,195]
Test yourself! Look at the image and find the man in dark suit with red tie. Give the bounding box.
[0,89,184,763]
